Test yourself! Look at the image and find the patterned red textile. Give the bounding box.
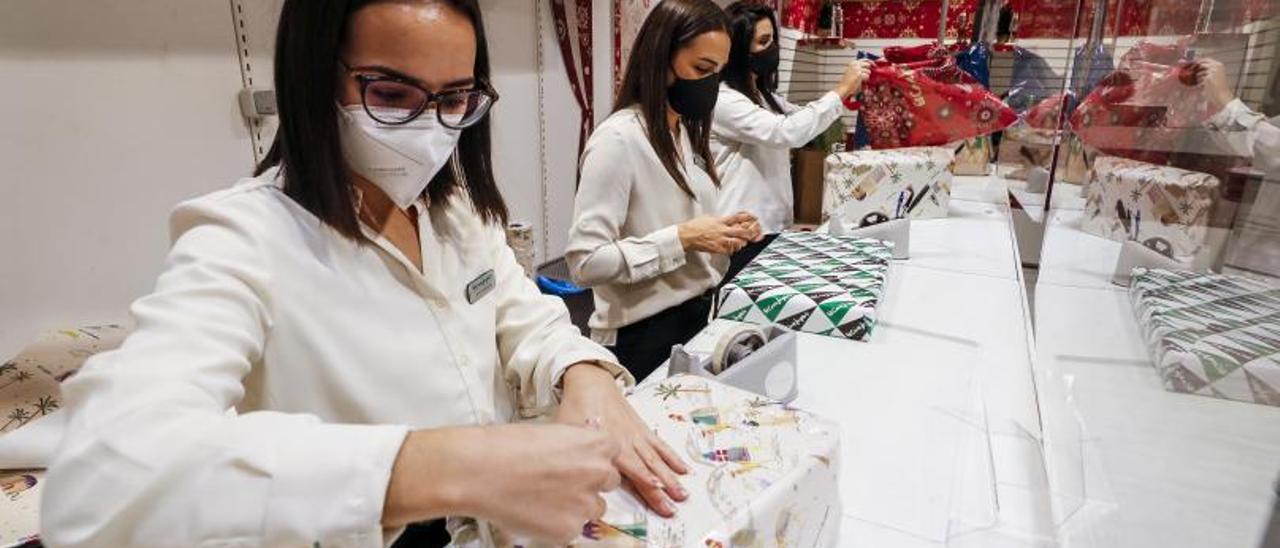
[783,0,821,33]
[900,57,982,85]
[861,60,1016,149]
[1025,93,1071,131]
[1069,61,1214,162]
[883,43,948,63]
[1119,38,1192,67]
[840,0,979,40]
[1008,0,1226,38]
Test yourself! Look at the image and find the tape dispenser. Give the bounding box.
[668,319,799,403]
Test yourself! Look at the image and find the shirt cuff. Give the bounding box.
[262,420,409,545]
[1207,98,1248,129]
[654,225,688,272]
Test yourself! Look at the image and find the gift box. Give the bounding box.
[576,375,841,547]
[823,147,954,228]
[951,137,992,176]
[1129,268,1280,407]
[1082,156,1219,259]
[716,232,891,341]
[0,470,42,548]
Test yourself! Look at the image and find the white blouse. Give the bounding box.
[710,85,845,233]
[41,169,625,547]
[566,107,727,345]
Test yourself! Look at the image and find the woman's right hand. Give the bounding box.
[678,214,758,255]
[385,424,622,544]
[834,60,873,99]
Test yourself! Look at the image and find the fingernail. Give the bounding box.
[676,486,689,498]
[651,477,664,489]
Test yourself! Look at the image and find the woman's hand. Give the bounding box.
[555,363,690,518]
[384,424,621,544]
[723,211,764,243]
[678,213,760,255]
[834,59,873,99]
[1194,59,1236,113]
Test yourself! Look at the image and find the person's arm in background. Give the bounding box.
[711,60,869,148]
[1200,59,1280,175]
[566,125,758,288]
[41,195,619,547]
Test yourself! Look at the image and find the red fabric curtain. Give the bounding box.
[551,0,594,158]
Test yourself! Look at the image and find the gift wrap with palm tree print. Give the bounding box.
[1130,268,1280,407]
[822,147,954,229]
[573,375,841,547]
[1083,156,1219,260]
[716,232,890,341]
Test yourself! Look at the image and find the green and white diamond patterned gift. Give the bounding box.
[1130,268,1280,407]
[716,232,890,341]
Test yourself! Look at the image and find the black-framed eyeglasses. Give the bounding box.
[340,62,498,129]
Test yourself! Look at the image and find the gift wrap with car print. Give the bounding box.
[1129,268,1280,407]
[1082,156,1219,259]
[822,147,954,228]
[716,232,890,341]
[575,375,841,547]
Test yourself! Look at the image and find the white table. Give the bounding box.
[653,176,1059,546]
[1034,207,1280,548]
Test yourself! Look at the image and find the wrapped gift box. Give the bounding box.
[1082,156,1219,259]
[575,375,841,547]
[822,147,953,228]
[1129,268,1280,406]
[716,232,890,341]
[950,137,992,176]
[0,470,42,548]
[1,324,128,436]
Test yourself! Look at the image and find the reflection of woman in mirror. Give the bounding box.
[1,474,36,500]
[711,2,870,281]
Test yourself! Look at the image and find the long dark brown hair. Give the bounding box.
[255,0,507,240]
[615,0,729,198]
[722,2,783,113]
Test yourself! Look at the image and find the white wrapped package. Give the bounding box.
[566,375,841,547]
[1082,156,1219,259]
[822,147,954,228]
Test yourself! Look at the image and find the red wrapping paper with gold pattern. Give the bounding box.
[860,61,1016,149]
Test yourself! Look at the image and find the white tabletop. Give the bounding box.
[1033,208,1280,548]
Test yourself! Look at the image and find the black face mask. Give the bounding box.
[750,43,780,75]
[668,73,721,119]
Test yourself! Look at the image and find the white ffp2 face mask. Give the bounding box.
[336,105,462,209]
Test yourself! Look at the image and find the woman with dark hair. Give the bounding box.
[713,2,870,279]
[41,1,689,546]
[567,0,763,383]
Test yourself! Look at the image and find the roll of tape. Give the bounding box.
[710,323,767,375]
[505,222,536,278]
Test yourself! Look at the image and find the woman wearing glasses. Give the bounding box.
[568,0,763,383]
[41,1,687,546]
[712,2,869,280]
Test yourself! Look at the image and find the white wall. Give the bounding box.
[0,1,254,355]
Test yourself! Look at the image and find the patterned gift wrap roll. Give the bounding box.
[1129,268,1280,406]
[823,147,954,229]
[1082,156,1219,260]
[572,375,841,547]
[1,324,128,435]
[716,232,890,342]
[504,222,536,279]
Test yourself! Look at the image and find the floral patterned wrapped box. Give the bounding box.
[1130,268,1280,406]
[822,147,954,229]
[1082,156,1219,260]
[574,375,841,547]
[716,232,891,342]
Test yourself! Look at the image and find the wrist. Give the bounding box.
[834,84,852,98]
[562,362,618,397]
[384,429,472,526]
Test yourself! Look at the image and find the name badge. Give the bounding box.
[466,269,496,304]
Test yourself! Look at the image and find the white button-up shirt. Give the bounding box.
[710,84,845,233]
[566,107,728,345]
[41,169,624,547]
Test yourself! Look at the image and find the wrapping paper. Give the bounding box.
[823,147,954,227]
[1130,268,1280,407]
[716,232,891,342]
[1082,157,1219,259]
[1069,61,1215,164]
[0,470,41,548]
[569,375,841,547]
[860,61,1016,149]
[840,0,978,40]
[951,137,993,176]
[1,325,127,436]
